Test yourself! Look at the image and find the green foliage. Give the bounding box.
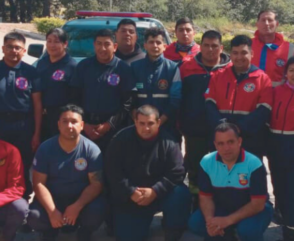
[32,17,65,34]
[60,0,99,19]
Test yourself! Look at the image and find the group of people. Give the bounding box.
[0,8,294,241]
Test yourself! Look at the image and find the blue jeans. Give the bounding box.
[188,202,273,241]
[0,199,29,241]
[114,185,192,241]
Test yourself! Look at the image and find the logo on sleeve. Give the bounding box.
[158,79,168,90]
[243,83,255,93]
[15,77,28,90]
[74,158,88,171]
[238,173,248,186]
[0,158,6,166]
[107,74,120,86]
[276,59,285,67]
[52,70,65,81]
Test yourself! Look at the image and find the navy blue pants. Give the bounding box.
[0,117,34,196]
[114,185,192,241]
[0,198,29,241]
[27,195,107,237]
[188,202,273,241]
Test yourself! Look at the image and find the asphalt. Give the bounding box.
[0,30,283,241]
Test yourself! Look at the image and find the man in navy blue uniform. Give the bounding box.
[188,123,273,241]
[0,32,42,197]
[37,28,77,140]
[106,105,191,241]
[131,28,182,142]
[70,29,134,154]
[27,104,106,241]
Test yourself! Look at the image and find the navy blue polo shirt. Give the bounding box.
[37,53,76,108]
[199,149,268,213]
[70,56,134,117]
[33,135,103,198]
[0,60,41,112]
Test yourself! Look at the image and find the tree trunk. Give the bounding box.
[42,0,50,16]
[26,0,32,21]
[19,0,26,22]
[8,0,18,22]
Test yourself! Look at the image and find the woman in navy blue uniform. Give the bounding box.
[37,28,77,140]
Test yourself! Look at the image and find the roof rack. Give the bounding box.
[76,11,153,18]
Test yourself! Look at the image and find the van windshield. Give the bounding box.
[64,26,147,58]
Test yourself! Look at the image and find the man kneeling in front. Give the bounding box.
[189,122,273,241]
[27,104,106,241]
[105,105,191,241]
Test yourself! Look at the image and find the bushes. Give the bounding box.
[32,17,66,34]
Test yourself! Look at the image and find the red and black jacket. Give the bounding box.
[164,41,200,65]
[179,53,231,137]
[268,83,294,166]
[205,65,273,156]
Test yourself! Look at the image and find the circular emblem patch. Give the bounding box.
[74,158,88,171]
[15,77,28,90]
[238,173,248,186]
[107,74,120,86]
[276,59,285,67]
[52,70,65,81]
[243,83,255,93]
[158,79,168,90]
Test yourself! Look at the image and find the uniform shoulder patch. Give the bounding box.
[158,79,168,90]
[15,77,28,90]
[107,74,120,86]
[52,70,65,81]
[243,83,255,92]
[74,158,88,171]
[276,59,285,67]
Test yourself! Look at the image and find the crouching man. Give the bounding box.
[27,104,106,241]
[0,140,28,241]
[188,123,273,241]
[105,105,191,241]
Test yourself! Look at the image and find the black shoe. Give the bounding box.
[283,226,294,241]
[77,226,93,241]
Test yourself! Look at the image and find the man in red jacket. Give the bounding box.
[0,140,28,241]
[164,17,200,65]
[252,9,294,87]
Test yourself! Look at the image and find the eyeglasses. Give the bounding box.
[5,45,24,52]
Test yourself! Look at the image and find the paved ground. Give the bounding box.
[0,25,283,241]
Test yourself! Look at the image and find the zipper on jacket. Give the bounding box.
[282,91,294,133]
[275,101,282,120]
[231,83,238,114]
[226,83,230,99]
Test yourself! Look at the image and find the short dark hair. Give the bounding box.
[135,105,160,120]
[257,9,278,21]
[4,32,26,44]
[285,56,294,74]
[58,104,84,120]
[144,28,166,42]
[201,30,222,44]
[175,17,194,30]
[46,28,68,43]
[117,19,136,30]
[214,122,241,139]
[230,35,252,49]
[94,29,115,43]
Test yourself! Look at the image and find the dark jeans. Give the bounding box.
[184,135,209,195]
[114,185,192,241]
[27,195,107,237]
[188,202,273,241]
[0,198,29,241]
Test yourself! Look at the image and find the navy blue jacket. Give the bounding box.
[179,53,231,137]
[131,55,181,119]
